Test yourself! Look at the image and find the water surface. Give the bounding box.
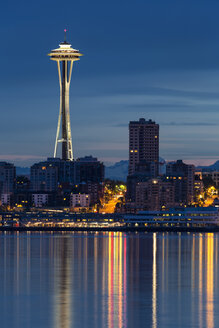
[0,232,218,327]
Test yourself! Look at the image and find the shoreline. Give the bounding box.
[1,226,219,233]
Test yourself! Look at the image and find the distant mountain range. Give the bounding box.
[105,160,128,182]
[105,157,165,181]
[197,160,219,171]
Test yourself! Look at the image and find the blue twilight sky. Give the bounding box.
[1,0,219,166]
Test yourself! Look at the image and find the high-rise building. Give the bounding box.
[126,118,159,210]
[166,160,195,205]
[48,31,82,161]
[78,182,103,205]
[0,162,16,194]
[128,118,159,175]
[75,156,104,184]
[30,161,58,192]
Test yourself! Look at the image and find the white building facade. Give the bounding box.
[70,194,90,208]
[32,194,49,208]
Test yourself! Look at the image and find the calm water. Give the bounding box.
[0,232,219,327]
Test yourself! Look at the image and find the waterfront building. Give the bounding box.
[70,193,90,208]
[32,193,49,208]
[14,191,31,208]
[1,211,122,227]
[128,118,159,175]
[1,193,11,206]
[124,206,219,227]
[135,178,175,211]
[166,160,195,205]
[48,31,82,161]
[80,182,104,205]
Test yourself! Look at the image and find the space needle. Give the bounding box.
[48,30,82,161]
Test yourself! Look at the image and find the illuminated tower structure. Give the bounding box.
[48,31,82,161]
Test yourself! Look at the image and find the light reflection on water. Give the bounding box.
[0,232,219,327]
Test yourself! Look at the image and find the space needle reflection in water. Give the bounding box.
[1,232,218,327]
[53,232,127,328]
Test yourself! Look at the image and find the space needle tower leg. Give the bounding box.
[54,60,62,158]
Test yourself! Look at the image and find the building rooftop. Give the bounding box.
[129,118,157,125]
[139,206,218,215]
[76,156,98,163]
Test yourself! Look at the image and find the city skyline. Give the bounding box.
[2,2,219,328]
[1,0,219,166]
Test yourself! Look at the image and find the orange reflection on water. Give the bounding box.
[199,234,203,328]
[191,235,195,293]
[108,232,113,327]
[152,233,157,328]
[107,232,127,328]
[54,239,72,328]
[206,233,214,328]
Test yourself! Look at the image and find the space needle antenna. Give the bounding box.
[64,28,67,42]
